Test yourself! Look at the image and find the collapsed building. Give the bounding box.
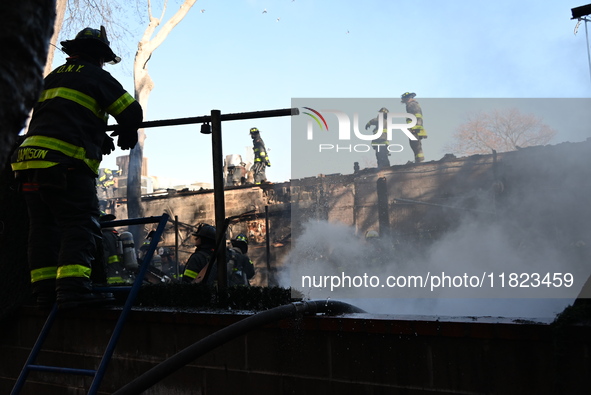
[99,139,591,298]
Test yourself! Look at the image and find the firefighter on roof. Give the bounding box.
[365,107,391,169]
[401,92,427,163]
[249,127,271,184]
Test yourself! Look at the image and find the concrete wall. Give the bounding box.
[1,306,589,394]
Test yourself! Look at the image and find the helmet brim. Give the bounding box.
[99,214,116,222]
[231,240,248,253]
[61,39,120,64]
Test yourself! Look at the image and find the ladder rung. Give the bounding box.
[28,364,97,376]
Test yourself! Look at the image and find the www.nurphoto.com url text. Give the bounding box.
[301,272,574,292]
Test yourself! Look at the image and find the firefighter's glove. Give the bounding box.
[101,135,115,155]
[266,161,271,167]
[365,123,370,130]
[111,129,138,150]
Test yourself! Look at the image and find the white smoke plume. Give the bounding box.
[281,144,591,320]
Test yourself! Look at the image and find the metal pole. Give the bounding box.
[377,177,390,238]
[174,215,179,281]
[211,110,227,297]
[265,205,272,286]
[585,18,591,83]
[106,107,299,131]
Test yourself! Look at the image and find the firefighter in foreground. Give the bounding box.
[401,92,427,163]
[182,224,217,283]
[365,107,391,169]
[11,26,142,309]
[249,127,271,184]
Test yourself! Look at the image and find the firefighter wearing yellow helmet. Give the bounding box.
[250,127,271,184]
[401,92,427,163]
[228,233,255,286]
[365,230,380,239]
[364,230,390,265]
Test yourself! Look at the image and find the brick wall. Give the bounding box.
[0,306,589,394]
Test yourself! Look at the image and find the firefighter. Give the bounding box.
[227,233,255,286]
[365,107,391,169]
[182,223,216,283]
[364,230,389,266]
[159,245,178,280]
[250,127,271,184]
[97,168,117,199]
[98,168,115,188]
[137,230,173,284]
[99,213,131,285]
[365,230,380,240]
[11,26,143,309]
[401,92,427,163]
[138,230,156,261]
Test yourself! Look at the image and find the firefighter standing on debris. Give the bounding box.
[98,168,115,188]
[401,92,427,163]
[227,233,255,286]
[98,168,117,199]
[182,224,217,283]
[365,108,391,169]
[250,127,271,184]
[10,26,142,309]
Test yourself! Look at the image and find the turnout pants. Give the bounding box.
[252,161,267,184]
[372,143,391,169]
[409,134,425,163]
[20,166,101,296]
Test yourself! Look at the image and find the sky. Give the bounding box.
[52,0,591,185]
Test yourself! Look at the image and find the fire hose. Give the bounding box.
[112,300,365,395]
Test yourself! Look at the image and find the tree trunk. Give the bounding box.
[0,0,56,318]
[44,0,67,76]
[0,0,56,165]
[126,0,197,241]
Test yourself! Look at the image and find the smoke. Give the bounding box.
[281,145,591,320]
[281,219,580,319]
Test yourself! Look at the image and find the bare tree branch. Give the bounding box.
[127,0,197,238]
[446,108,557,156]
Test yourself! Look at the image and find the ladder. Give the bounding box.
[11,213,170,395]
